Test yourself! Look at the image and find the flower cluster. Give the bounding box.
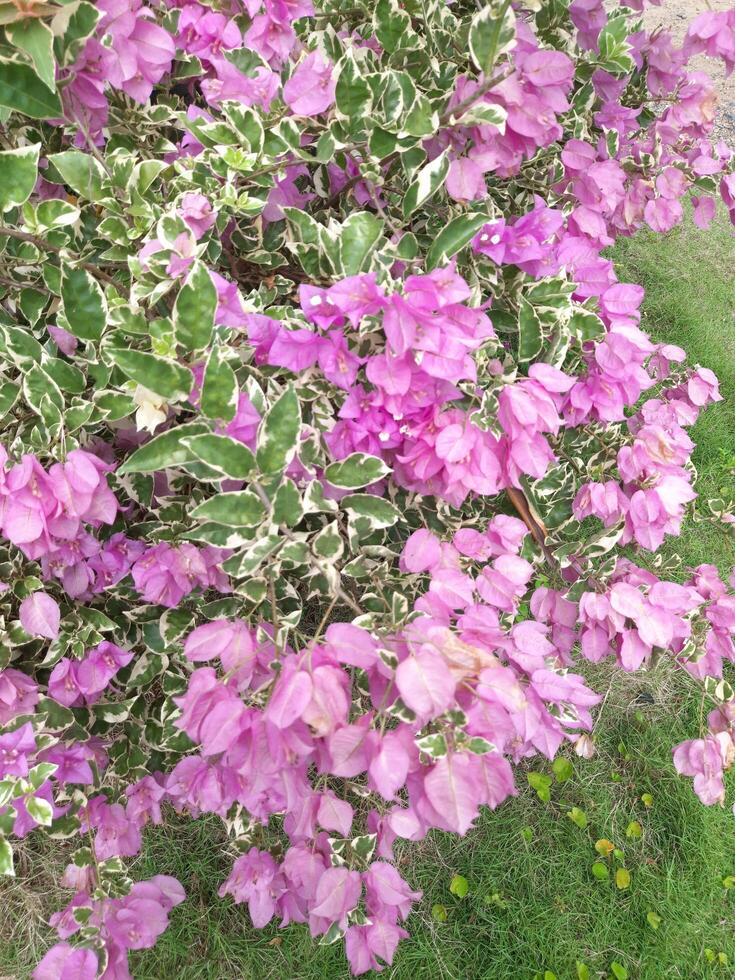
[138,515,607,971]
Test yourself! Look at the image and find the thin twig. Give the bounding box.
[439,66,515,126]
[0,227,122,287]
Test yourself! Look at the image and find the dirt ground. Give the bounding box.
[642,0,735,139]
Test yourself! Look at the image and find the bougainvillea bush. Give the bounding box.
[1,0,735,974]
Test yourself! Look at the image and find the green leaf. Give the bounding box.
[313,520,343,560]
[56,1,100,66]
[0,143,40,212]
[26,795,53,827]
[615,867,631,890]
[552,756,573,783]
[466,736,496,755]
[173,261,217,352]
[576,962,590,980]
[518,296,543,362]
[594,838,614,857]
[183,433,255,480]
[0,60,61,118]
[191,490,266,527]
[468,0,516,75]
[48,150,106,202]
[335,50,372,119]
[61,266,106,341]
[449,874,469,899]
[527,771,552,802]
[6,18,56,91]
[338,212,384,276]
[0,379,19,418]
[452,103,507,129]
[426,211,488,270]
[431,903,448,922]
[0,836,12,876]
[403,151,449,218]
[415,732,447,757]
[591,861,609,880]
[273,477,304,526]
[117,421,209,474]
[373,0,412,53]
[646,910,662,930]
[610,963,628,980]
[256,385,301,475]
[597,14,634,77]
[341,493,400,528]
[28,762,57,790]
[569,308,605,343]
[567,806,587,830]
[625,820,642,839]
[109,349,192,402]
[200,346,238,422]
[43,357,85,394]
[20,287,47,325]
[223,47,268,78]
[23,362,63,416]
[325,453,391,489]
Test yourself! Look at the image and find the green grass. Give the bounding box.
[3,217,735,980]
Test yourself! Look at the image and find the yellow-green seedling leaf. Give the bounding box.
[646,911,662,930]
[449,874,469,899]
[615,868,631,890]
[527,771,552,802]
[567,806,587,830]
[552,757,573,783]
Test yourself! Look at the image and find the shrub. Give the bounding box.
[0,0,734,975]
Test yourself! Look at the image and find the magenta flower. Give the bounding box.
[86,798,142,860]
[126,774,166,826]
[219,848,285,927]
[0,722,36,778]
[33,943,98,980]
[283,52,336,116]
[131,542,229,607]
[673,734,732,805]
[309,866,362,936]
[0,668,38,724]
[178,192,217,240]
[19,591,60,640]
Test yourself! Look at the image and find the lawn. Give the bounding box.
[3,217,735,980]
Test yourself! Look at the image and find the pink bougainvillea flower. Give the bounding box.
[283,51,336,115]
[19,592,60,640]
